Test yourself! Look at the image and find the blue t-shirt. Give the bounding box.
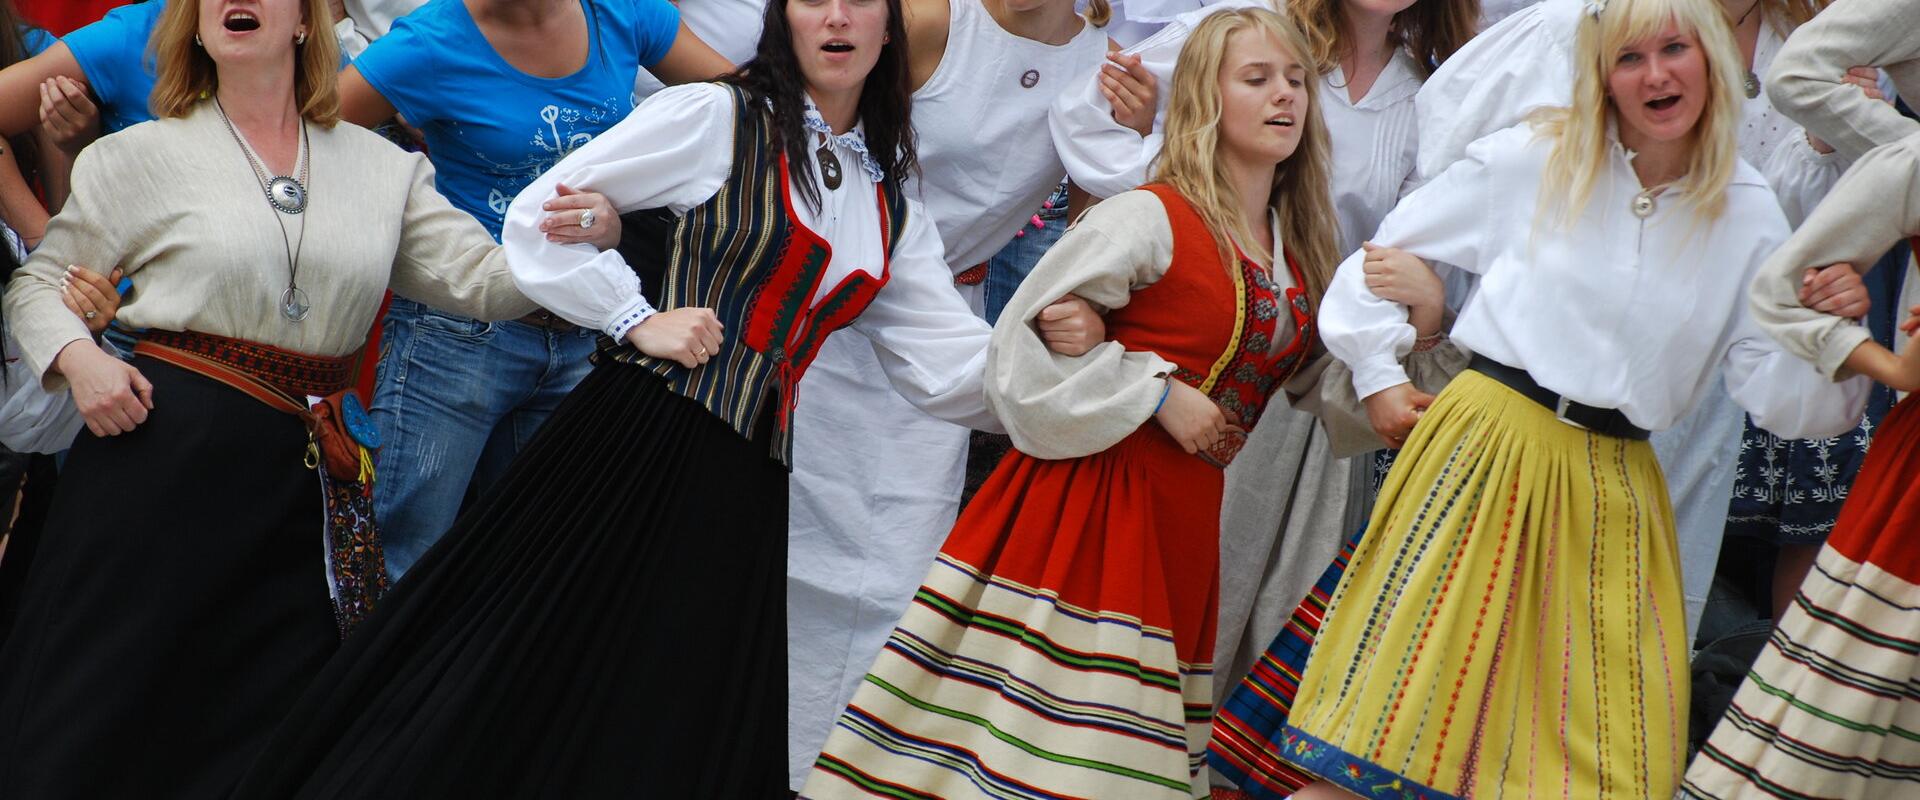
[354,0,681,240]
[63,0,165,135]
[20,25,55,58]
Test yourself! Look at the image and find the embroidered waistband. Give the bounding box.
[135,330,353,400]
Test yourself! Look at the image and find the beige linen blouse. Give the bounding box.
[3,101,535,389]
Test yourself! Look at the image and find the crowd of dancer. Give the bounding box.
[0,0,1914,797]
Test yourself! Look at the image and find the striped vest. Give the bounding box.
[599,85,910,467]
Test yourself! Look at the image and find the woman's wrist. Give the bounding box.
[1408,304,1444,341]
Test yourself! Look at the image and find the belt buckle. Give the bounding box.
[1553,396,1591,432]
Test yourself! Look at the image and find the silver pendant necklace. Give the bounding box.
[215,99,312,322]
[815,134,843,191]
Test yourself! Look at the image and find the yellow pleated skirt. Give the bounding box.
[1280,370,1689,799]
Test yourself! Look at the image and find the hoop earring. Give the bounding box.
[296,30,308,45]
[194,33,203,46]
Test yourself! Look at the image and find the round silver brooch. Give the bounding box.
[268,176,308,215]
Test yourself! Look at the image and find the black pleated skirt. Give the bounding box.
[232,361,789,798]
[0,357,339,798]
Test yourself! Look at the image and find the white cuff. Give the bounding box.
[1351,355,1413,402]
[605,296,658,340]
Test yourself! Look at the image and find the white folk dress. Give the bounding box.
[783,0,1107,788]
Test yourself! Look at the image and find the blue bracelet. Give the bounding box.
[1152,379,1172,414]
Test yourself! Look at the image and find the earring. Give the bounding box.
[296,30,308,45]
[194,33,203,46]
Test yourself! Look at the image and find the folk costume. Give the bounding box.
[1048,0,1430,739]
[804,184,1317,800]
[786,0,1106,787]
[1683,131,1920,800]
[1408,0,1851,634]
[1274,123,1869,800]
[228,82,995,799]
[0,103,532,798]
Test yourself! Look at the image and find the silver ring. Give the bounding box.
[579,209,597,230]
[84,310,98,320]
[695,347,707,357]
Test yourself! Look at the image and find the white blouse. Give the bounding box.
[500,83,999,431]
[1322,123,1869,438]
[1049,0,1421,252]
[1414,0,1842,226]
[912,0,1108,274]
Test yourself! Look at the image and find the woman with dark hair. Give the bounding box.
[229,0,1009,795]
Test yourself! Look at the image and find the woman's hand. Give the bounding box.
[1036,294,1105,356]
[1362,382,1435,449]
[1100,53,1158,138]
[622,307,724,369]
[540,184,622,251]
[37,75,100,155]
[1361,243,1444,336]
[60,264,123,334]
[54,339,154,436]
[1800,263,1869,318]
[1154,379,1228,454]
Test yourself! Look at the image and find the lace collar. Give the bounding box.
[802,100,886,184]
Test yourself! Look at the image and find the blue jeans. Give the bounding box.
[983,183,1069,325]
[371,298,597,580]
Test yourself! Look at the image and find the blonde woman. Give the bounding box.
[1276,0,1869,796]
[0,0,540,795]
[803,8,1338,798]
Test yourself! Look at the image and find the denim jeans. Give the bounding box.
[983,183,1069,325]
[371,298,597,580]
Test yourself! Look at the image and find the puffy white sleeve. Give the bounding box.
[1765,0,1920,162]
[1047,0,1262,199]
[849,202,1001,433]
[1322,129,1505,400]
[1760,124,1845,228]
[1412,0,1578,184]
[1726,193,1873,439]
[1749,134,1920,378]
[501,83,736,339]
[983,189,1177,459]
[1046,33,1172,199]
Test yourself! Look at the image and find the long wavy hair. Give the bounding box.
[1530,0,1743,227]
[1285,0,1478,78]
[1152,7,1339,308]
[722,0,917,212]
[149,0,341,125]
[0,0,39,192]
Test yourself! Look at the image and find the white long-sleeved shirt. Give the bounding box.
[1321,123,1869,440]
[1048,0,1421,252]
[1414,0,1841,226]
[500,83,999,431]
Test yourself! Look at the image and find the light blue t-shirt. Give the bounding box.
[354,0,681,240]
[63,0,165,135]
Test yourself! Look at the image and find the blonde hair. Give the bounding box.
[150,0,341,125]
[1287,0,1479,78]
[1757,0,1824,31]
[1531,0,1742,227]
[1084,0,1112,27]
[1151,7,1339,308]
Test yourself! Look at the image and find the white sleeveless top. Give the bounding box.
[909,0,1108,274]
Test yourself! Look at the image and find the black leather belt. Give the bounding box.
[1468,355,1650,440]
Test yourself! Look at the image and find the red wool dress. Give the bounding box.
[805,184,1316,799]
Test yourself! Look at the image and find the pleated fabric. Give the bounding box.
[1683,395,1920,800]
[1209,524,1365,799]
[230,362,790,798]
[803,425,1224,800]
[1282,369,1689,799]
[0,358,339,798]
